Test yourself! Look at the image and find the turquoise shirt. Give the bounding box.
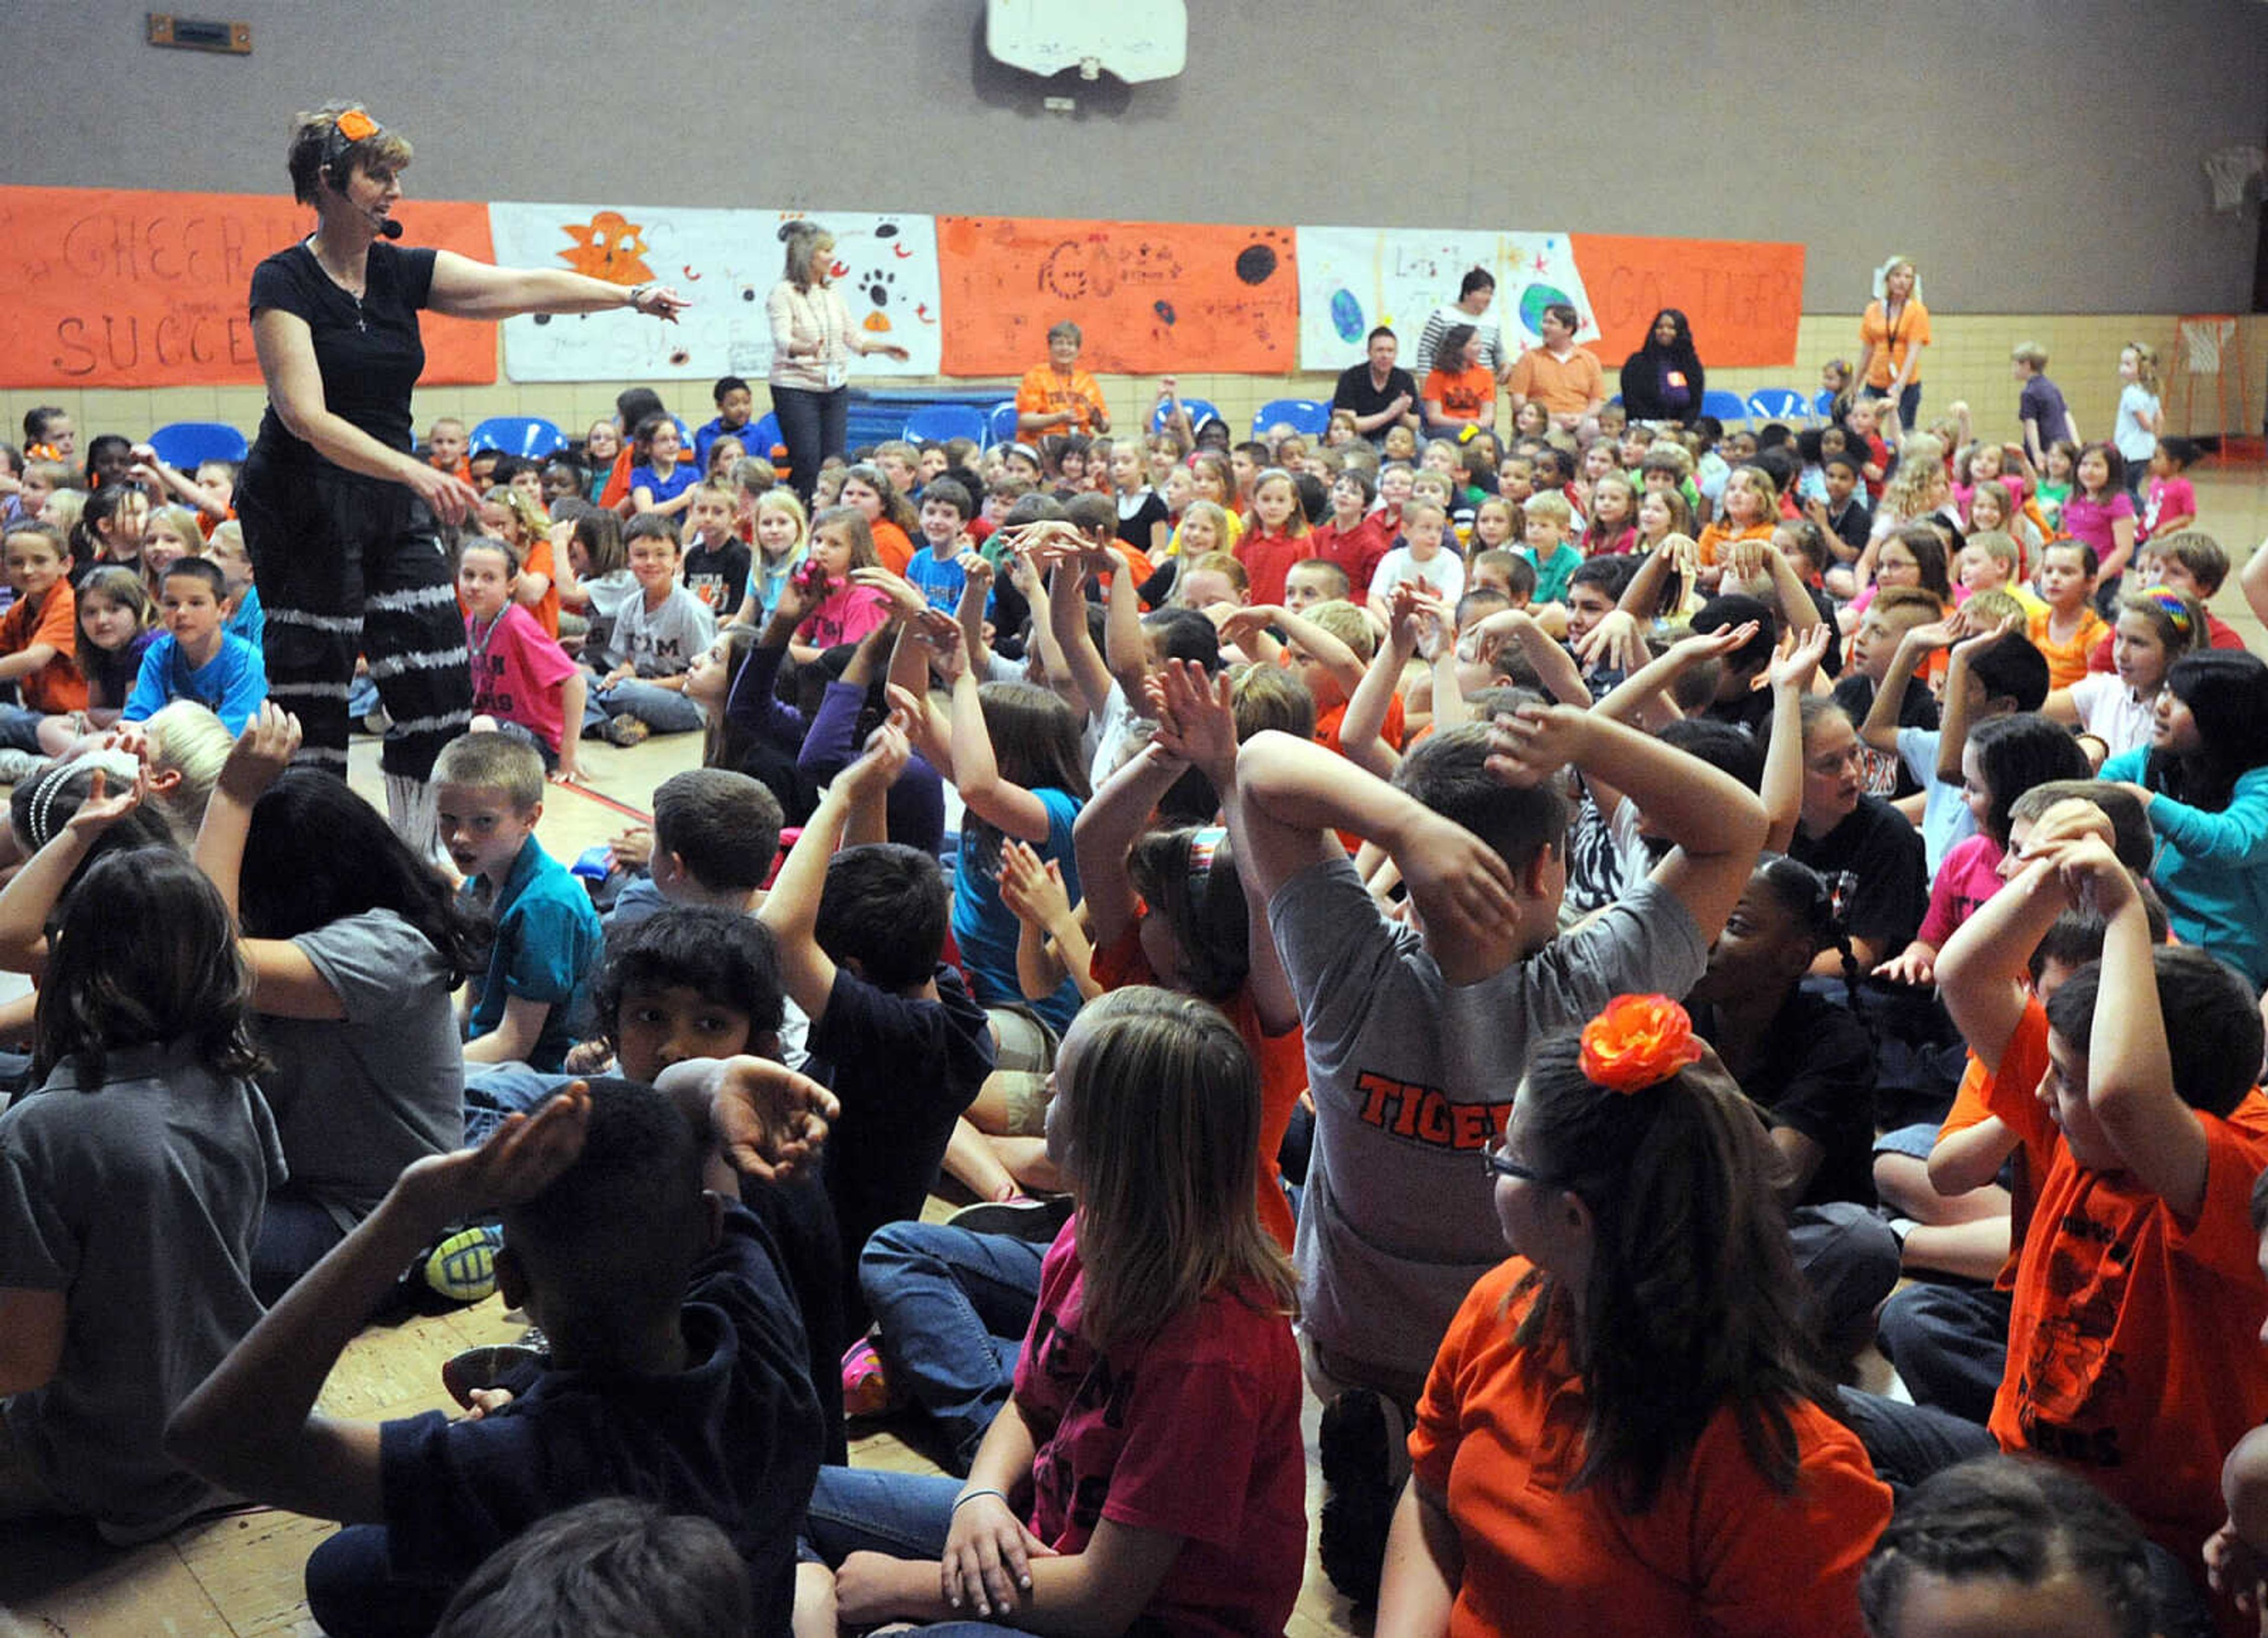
[2101,749,2268,987]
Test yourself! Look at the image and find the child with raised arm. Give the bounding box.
[0,774,284,1544]
[1236,695,1767,1603]
[165,1069,837,1638]
[1843,828,2268,1638]
[758,721,993,1332]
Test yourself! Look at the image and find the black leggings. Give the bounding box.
[770,383,847,505]
[236,448,472,781]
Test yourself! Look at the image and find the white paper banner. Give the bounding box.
[1294,226,1598,371]
[488,204,942,382]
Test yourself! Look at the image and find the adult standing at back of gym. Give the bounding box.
[767,221,909,503]
[1856,255,1931,428]
[1413,267,1510,381]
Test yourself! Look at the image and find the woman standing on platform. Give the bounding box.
[767,221,910,504]
[238,102,687,849]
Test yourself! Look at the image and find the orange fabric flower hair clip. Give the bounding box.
[334,108,379,143]
[1578,994,1703,1095]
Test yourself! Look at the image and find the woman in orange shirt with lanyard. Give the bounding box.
[767,221,910,505]
[1856,256,1932,430]
[1376,996,1891,1638]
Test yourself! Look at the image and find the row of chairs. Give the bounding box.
[141,385,1845,479]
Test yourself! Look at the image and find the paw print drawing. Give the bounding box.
[861,269,897,334]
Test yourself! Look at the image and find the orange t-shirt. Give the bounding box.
[1409,1260,1891,1638]
[0,583,87,714]
[1935,1000,2056,1289]
[1015,365,1107,436]
[1504,347,1606,420]
[1421,364,1496,425]
[1315,691,1405,760]
[519,534,563,639]
[1984,1042,2268,1584]
[2028,605,2109,691]
[869,519,915,577]
[1695,519,1776,569]
[1859,299,1932,389]
[1090,922,1305,1254]
[598,445,637,511]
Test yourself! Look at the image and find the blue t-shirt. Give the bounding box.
[120,631,268,733]
[226,583,264,648]
[951,788,1083,1033]
[693,414,760,472]
[904,544,967,614]
[461,834,604,1073]
[629,461,700,506]
[2101,750,2268,986]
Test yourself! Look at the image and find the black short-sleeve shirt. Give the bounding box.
[1332,363,1420,425]
[247,241,436,463]
[1788,794,1928,955]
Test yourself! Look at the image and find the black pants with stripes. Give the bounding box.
[236,448,471,781]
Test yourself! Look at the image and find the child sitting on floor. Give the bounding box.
[436,732,602,1072]
[122,558,267,734]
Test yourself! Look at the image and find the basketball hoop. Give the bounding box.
[2179,315,2238,375]
[2204,145,2264,213]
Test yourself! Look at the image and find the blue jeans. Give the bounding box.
[252,1191,348,1303]
[859,1223,1042,1473]
[0,705,43,752]
[305,1523,458,1638]
[585,678,705,735]
[771,384,848,504]
[1875,1280,2010,1426]
[804,1469,1025,1636]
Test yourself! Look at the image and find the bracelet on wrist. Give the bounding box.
[953,1487,1009,1514]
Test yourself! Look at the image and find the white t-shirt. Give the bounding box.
[1368,546,1465,606]
[2068,672,2157,760]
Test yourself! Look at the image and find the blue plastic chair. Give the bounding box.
[1815,389,1840,419]
[468,416,567,459]
[988,402,1022,447]
[1745,387,1811,425]
[749,412,784,458]
[1700,389,1752,426]
[1251,397,1329,437]
[146,421,249,468]
[903,404,989,446]
[1152,397,1221,435]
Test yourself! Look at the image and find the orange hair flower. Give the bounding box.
[1578,994,1703,1095]
[335,108,378,143]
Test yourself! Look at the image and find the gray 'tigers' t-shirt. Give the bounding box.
[1268,859,1706,1389]
[257,908,464,1232]
[0,1042,286,1525]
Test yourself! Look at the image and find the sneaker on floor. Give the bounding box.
[841,1337,901,1418]
[946,1195,1074,1242]
[423,1223,505,1305]
[604,714,650,748]
[1318,1386,1409,1607]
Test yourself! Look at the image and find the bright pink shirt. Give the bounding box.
[2141,475,2197,543]
[1919,832,2005,948]
[468,605,576,753]
[797,583,890,650]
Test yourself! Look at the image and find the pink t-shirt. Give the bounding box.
[468,605,576,753]
[1919,831,2005,948]
[2060,488,2135,563]
[1013,1225,1307,1638]
[796,583,890,650]
[2141,475,2197,543]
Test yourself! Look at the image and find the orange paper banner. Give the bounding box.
[1569,233,1807,368]
[0,186,498,389]
[937,217,1296,376]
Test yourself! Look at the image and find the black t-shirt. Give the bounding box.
[1332,363,1420,426]
[1831,672,1938,799]
[685,537,752,620]
[1115,491,1169,554]
[247,242,436,464]
[1789,794,1928,955]
[1695,990,1878,1208]
[804,963,995,1329]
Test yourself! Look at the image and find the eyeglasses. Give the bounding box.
[1482,1133,1544,1185]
